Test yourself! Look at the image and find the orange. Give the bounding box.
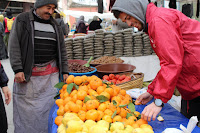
[81,75,88,81]
[128,116,137,122]
[133,111,140,117]
[125,119,135,126]
[113,115,122,122]
[135,99,142,105]
[100,92,110,100]
[90,78,103,90]
[54,116,63,126]
[104,109,113,116]
[104,101,111,109]
[105,87,114,98]
[66,75,74,84]
[121,99,130,105]
[55,99,64,107]
[96,110,104,121]
[120,89,126,96]
[60,93,64,99]
[78,85,88,93]
[63,92,69,99]
[93,100,100,108]
[136,119,148,126]
[78,110,86,121]
[69,103,80,113]
[140,124,153,130]
[77,90,87,100]
[86,100,97,110]
[64,104,70,112]
[112,90,118,97]
[87,76,92,82]
[112,86,121,94]
[57,105,65,116]
[74,76,83,85]
[86,109,98,121]
[76,100,83,106]
[63,97,72,105]
[96,86,106,94]
[124,94,132,103]
[59,88,63,94]
[132,123,140,128]
[119,108,127,118]
[82,104,87,112]
[72,94,78,103]
[108,102,117,112]
[102,115,112,123]
[90,75,99,81]
[112,96,122,105]
[70,90,78,97]
[87,84,91,90]
[62,84,68,90]
[88,89,98,97]
[97,103,107,112]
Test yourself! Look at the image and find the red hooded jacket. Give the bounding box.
[146,3,200,103]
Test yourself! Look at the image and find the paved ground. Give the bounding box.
[1,59,14,133]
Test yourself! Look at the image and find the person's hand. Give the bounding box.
[2,86,11,105]
[141,102,162,121]
[15,72,25,83]
[136,92,153,105]
[63,74,68,82]
[112,20,117,25]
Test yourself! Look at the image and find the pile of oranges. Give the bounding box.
[54,75,150,130]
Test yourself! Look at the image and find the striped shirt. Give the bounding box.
[33,14,57,64]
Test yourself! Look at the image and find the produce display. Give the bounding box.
[102,74,132,85]
[68,62,95,73]
[54,75,154,133]
[90,56,124,65]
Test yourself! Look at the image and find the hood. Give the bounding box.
[112,0,149,30]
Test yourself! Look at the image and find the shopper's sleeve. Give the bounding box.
[0,64,8,88]
[147,17,184,103]
[9,16,23,73]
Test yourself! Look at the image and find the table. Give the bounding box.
[48,100,200,133]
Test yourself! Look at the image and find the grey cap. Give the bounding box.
[34,0,58,9]
[112,0,149,30]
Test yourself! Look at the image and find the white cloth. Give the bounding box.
[120,55,160,81]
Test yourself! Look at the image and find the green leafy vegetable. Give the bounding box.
[54,82,65,89]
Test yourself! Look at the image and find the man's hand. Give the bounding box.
[2,86,11,105]
[141,102,162,121]
[63,74,68,83]
[136,92,153,105]
[15,72,25,83]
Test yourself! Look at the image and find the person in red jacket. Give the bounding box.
[112,0,200,122]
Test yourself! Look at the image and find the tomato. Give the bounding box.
[103,75,109,81]
[109,74,115,80]
[115,75,120,80]
[125,76,131,81]
[116,80,121,84]
[118,75,126,81]
[111,79,117,84]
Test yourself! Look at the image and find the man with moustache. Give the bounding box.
[9,0,68,132]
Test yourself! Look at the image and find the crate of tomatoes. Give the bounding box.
[102,72,144,90]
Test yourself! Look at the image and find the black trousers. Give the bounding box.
[181,96,200,124]
[0,92,8,133]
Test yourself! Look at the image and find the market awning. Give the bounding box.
[7,0,35,3]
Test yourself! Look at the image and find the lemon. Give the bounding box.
[125,125,134,133]
[133,128,145,133]
[57,124,66,133]
[110,122,124,132]
[84,120,97,130]
[97,120,109,129]
[89,125,108,133]
[62,113,81,126]
[66,120,84,133]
